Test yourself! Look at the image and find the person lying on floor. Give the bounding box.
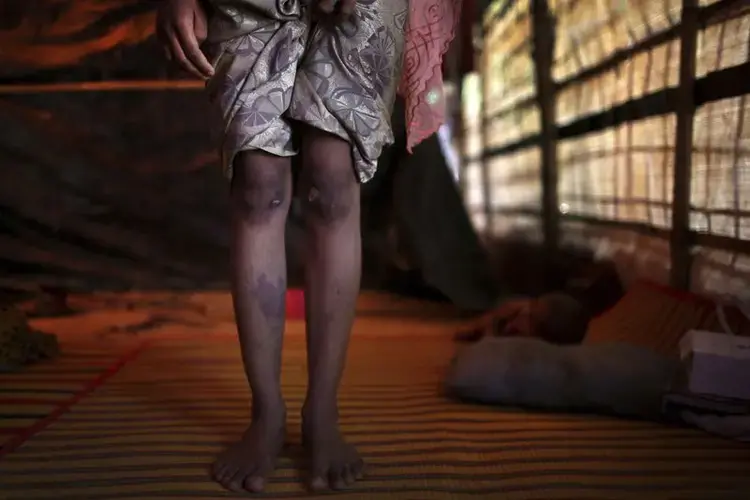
[456,245,623,345]
[455,293,592,345]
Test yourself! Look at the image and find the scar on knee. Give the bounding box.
[302,182,355,224]
[231,170,288,224]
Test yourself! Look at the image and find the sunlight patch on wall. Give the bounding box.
[556,38,680,126]
[691,96,750,240]
[461,72,485,231]
[551,0,682,83]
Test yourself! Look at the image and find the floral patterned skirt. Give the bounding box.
[204,0,408,183]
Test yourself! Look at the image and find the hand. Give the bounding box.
[156,0,214,79]
[453,299,532,342]
[316,0,356,21]
[454,309,503,342]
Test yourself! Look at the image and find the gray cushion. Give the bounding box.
[446,336,679,420]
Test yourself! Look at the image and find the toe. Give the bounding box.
[330,467,347,490]
[310,456,329,491]
[343,465,356,485]
[214,464,236,486]
[245,461,274,493]
[244,475,266,493]
[227,468,253,493]
[310,474,328,491]
[211,458,231,481]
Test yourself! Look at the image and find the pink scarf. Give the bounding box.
[398,0,462,152]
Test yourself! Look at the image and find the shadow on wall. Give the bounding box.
[482,227,625,316]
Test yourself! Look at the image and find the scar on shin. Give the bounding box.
[251,273,286,325]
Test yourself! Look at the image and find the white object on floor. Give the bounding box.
[679,329,750,401]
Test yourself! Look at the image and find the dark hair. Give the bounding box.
[536,293,591,345]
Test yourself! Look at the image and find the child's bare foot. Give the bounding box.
[302,407,364,491]
[211,410,286,493]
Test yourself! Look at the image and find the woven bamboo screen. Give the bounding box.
[463,0,750,295]
[691,8,750,295]
[465,0,543,239]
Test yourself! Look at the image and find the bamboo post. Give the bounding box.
[531,0,559,252]
[670,0,699,289]
[479,31,493,234]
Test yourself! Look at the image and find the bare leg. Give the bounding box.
[211,151,291,493]
[299,128,364,490]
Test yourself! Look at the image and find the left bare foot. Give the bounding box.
[302,408,364,491]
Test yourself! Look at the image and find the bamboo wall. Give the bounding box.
[463,0,750,298]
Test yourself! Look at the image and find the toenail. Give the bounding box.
[246,477,264,492]
[310,476,327,490]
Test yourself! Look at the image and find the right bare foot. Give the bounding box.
[301,406,365,491]
[211,410,286,493]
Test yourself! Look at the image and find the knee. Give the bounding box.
[300,163,359,226]
[231,153,290,224]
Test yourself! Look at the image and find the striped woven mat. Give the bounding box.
[1,285,749,498]
[0,337,143,456]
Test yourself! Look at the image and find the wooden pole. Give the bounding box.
[670,0,699,289]
[531,0,559,252]
[479,29,493,234]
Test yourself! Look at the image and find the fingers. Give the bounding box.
[317,0,355,22]
[165,25,205,79]
[174,17,214,79]
[454,327,484,343]
[156,1,214,80]
[317,0,337,14]
[338,0,355,19]
[465,312,495,331]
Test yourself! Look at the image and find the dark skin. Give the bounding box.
[455,298,542,343]
[455,294,590,345]
[157,0,364,493]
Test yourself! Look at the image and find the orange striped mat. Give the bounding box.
[2,331,750,499]
[0,337,144,456]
